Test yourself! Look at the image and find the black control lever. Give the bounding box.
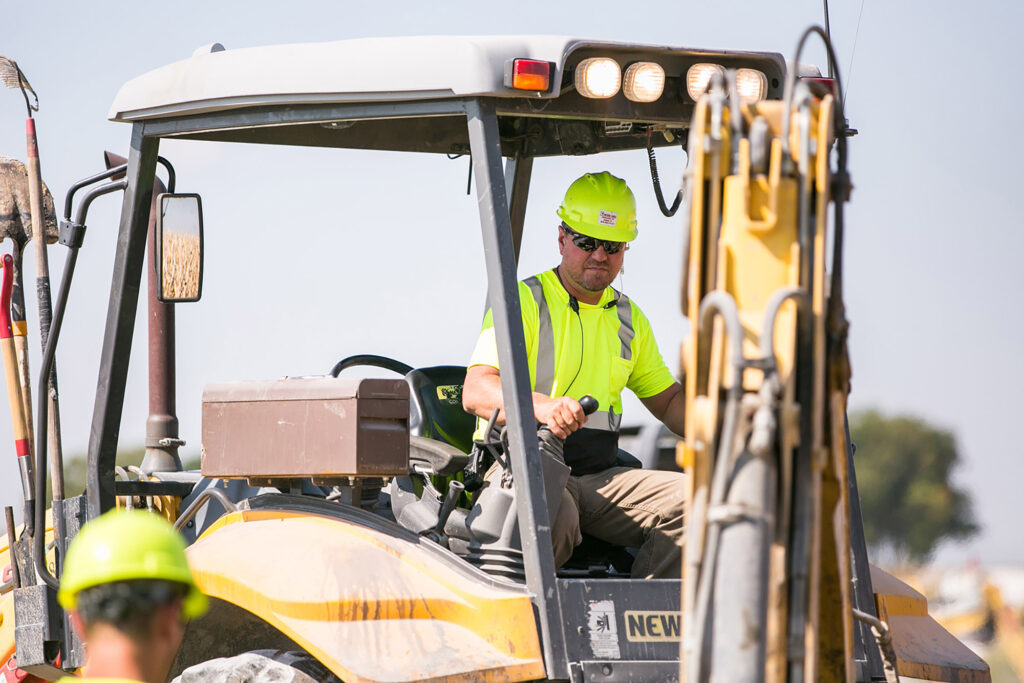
[537,395,599,465]
[541,394,599,435]
[578,395,599,416]
[423,479,465,546]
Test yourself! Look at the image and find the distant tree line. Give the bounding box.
[849,410,978,564]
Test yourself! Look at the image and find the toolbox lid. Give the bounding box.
[202,376,409,403]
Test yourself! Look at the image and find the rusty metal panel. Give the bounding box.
[201,377,409,479]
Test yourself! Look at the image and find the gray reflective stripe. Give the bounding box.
[524,276,555,395]
[614,291,634,361]
[586,409,622,432]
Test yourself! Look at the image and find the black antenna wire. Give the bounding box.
[823,0,836,78]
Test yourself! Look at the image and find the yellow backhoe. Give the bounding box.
[0,27,990,682]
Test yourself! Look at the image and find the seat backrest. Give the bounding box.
[405,366,476,454]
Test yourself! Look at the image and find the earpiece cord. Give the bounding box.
[553,266,617,402]
[560,303,584,399]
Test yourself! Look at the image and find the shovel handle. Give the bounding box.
[0,256,31,463]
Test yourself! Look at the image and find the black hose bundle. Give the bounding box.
[647,138,684,217]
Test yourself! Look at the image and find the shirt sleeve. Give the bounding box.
[468,282,537,370]
[626,305,676,399]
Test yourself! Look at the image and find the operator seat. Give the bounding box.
[404,366,475,475]
[396,365,637,577]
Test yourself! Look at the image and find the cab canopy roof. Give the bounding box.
[109,34,786,157]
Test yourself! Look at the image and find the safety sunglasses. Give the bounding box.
[560,223,629,255]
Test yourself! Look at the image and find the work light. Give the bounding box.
[623,62,665,103]
[575,58,621,99]
[685,63,725,101]
[736,68,767,102]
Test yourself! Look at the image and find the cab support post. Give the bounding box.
[466,98,568,679]
[503,153,532,264]
[86,124,159,517]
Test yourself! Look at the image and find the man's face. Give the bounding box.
[557,225,626,295]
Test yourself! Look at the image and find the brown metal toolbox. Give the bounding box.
[201,377,409,480]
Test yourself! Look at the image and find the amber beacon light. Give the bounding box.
[506,58,552,91]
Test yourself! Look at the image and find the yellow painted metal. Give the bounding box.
[679,78,989,683]
[680,95,723,667]
[112,474,180,523]
[719,101,807,683]
[187,509,545,683]
[717,135,800,390]
[871,567,991,683]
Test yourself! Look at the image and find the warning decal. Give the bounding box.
[624,610,682,642]
[587,599,622,659]
[597,210,618,226]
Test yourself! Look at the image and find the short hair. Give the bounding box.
[75,579,189,639]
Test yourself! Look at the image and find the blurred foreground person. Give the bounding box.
[56,511,207,683]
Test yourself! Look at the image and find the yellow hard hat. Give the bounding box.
[556,171,638,242]
[58,510,207,619]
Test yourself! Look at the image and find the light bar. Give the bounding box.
[505,58,552,92]
[575,58,621,99]
[686,63,725,101]
[623,62,665,103]
[736,68,767,102]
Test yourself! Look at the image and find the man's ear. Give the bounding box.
[157,600,186,638]
[557,225,567,255]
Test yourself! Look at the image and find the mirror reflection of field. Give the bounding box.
[894,563,1024,682]
[162,232,202,300]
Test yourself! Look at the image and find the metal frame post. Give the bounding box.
[846,422,885,680]
[503,153,533,265]
[86,124,159,517]
[466,98,568,678]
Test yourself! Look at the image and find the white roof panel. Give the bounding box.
[109,35,591,122]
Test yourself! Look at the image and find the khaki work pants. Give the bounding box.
[487,464,687,579]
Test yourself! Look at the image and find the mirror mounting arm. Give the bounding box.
[57,220,85,249]
[30,180,126,590]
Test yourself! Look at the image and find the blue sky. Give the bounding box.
[0,0,1021,565]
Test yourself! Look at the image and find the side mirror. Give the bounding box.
[156,193,204,303]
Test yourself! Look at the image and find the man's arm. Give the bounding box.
[639,381,685,436]
[463,364,586,440]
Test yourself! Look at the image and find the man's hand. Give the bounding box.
[535,396,586,440]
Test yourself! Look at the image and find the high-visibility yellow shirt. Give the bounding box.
[469,269,674,471]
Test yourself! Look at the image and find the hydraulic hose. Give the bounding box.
[686,292,745,681]
[687,288,804,681]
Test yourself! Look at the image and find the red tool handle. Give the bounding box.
[0,254,12,340]
[0,254,29,457]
